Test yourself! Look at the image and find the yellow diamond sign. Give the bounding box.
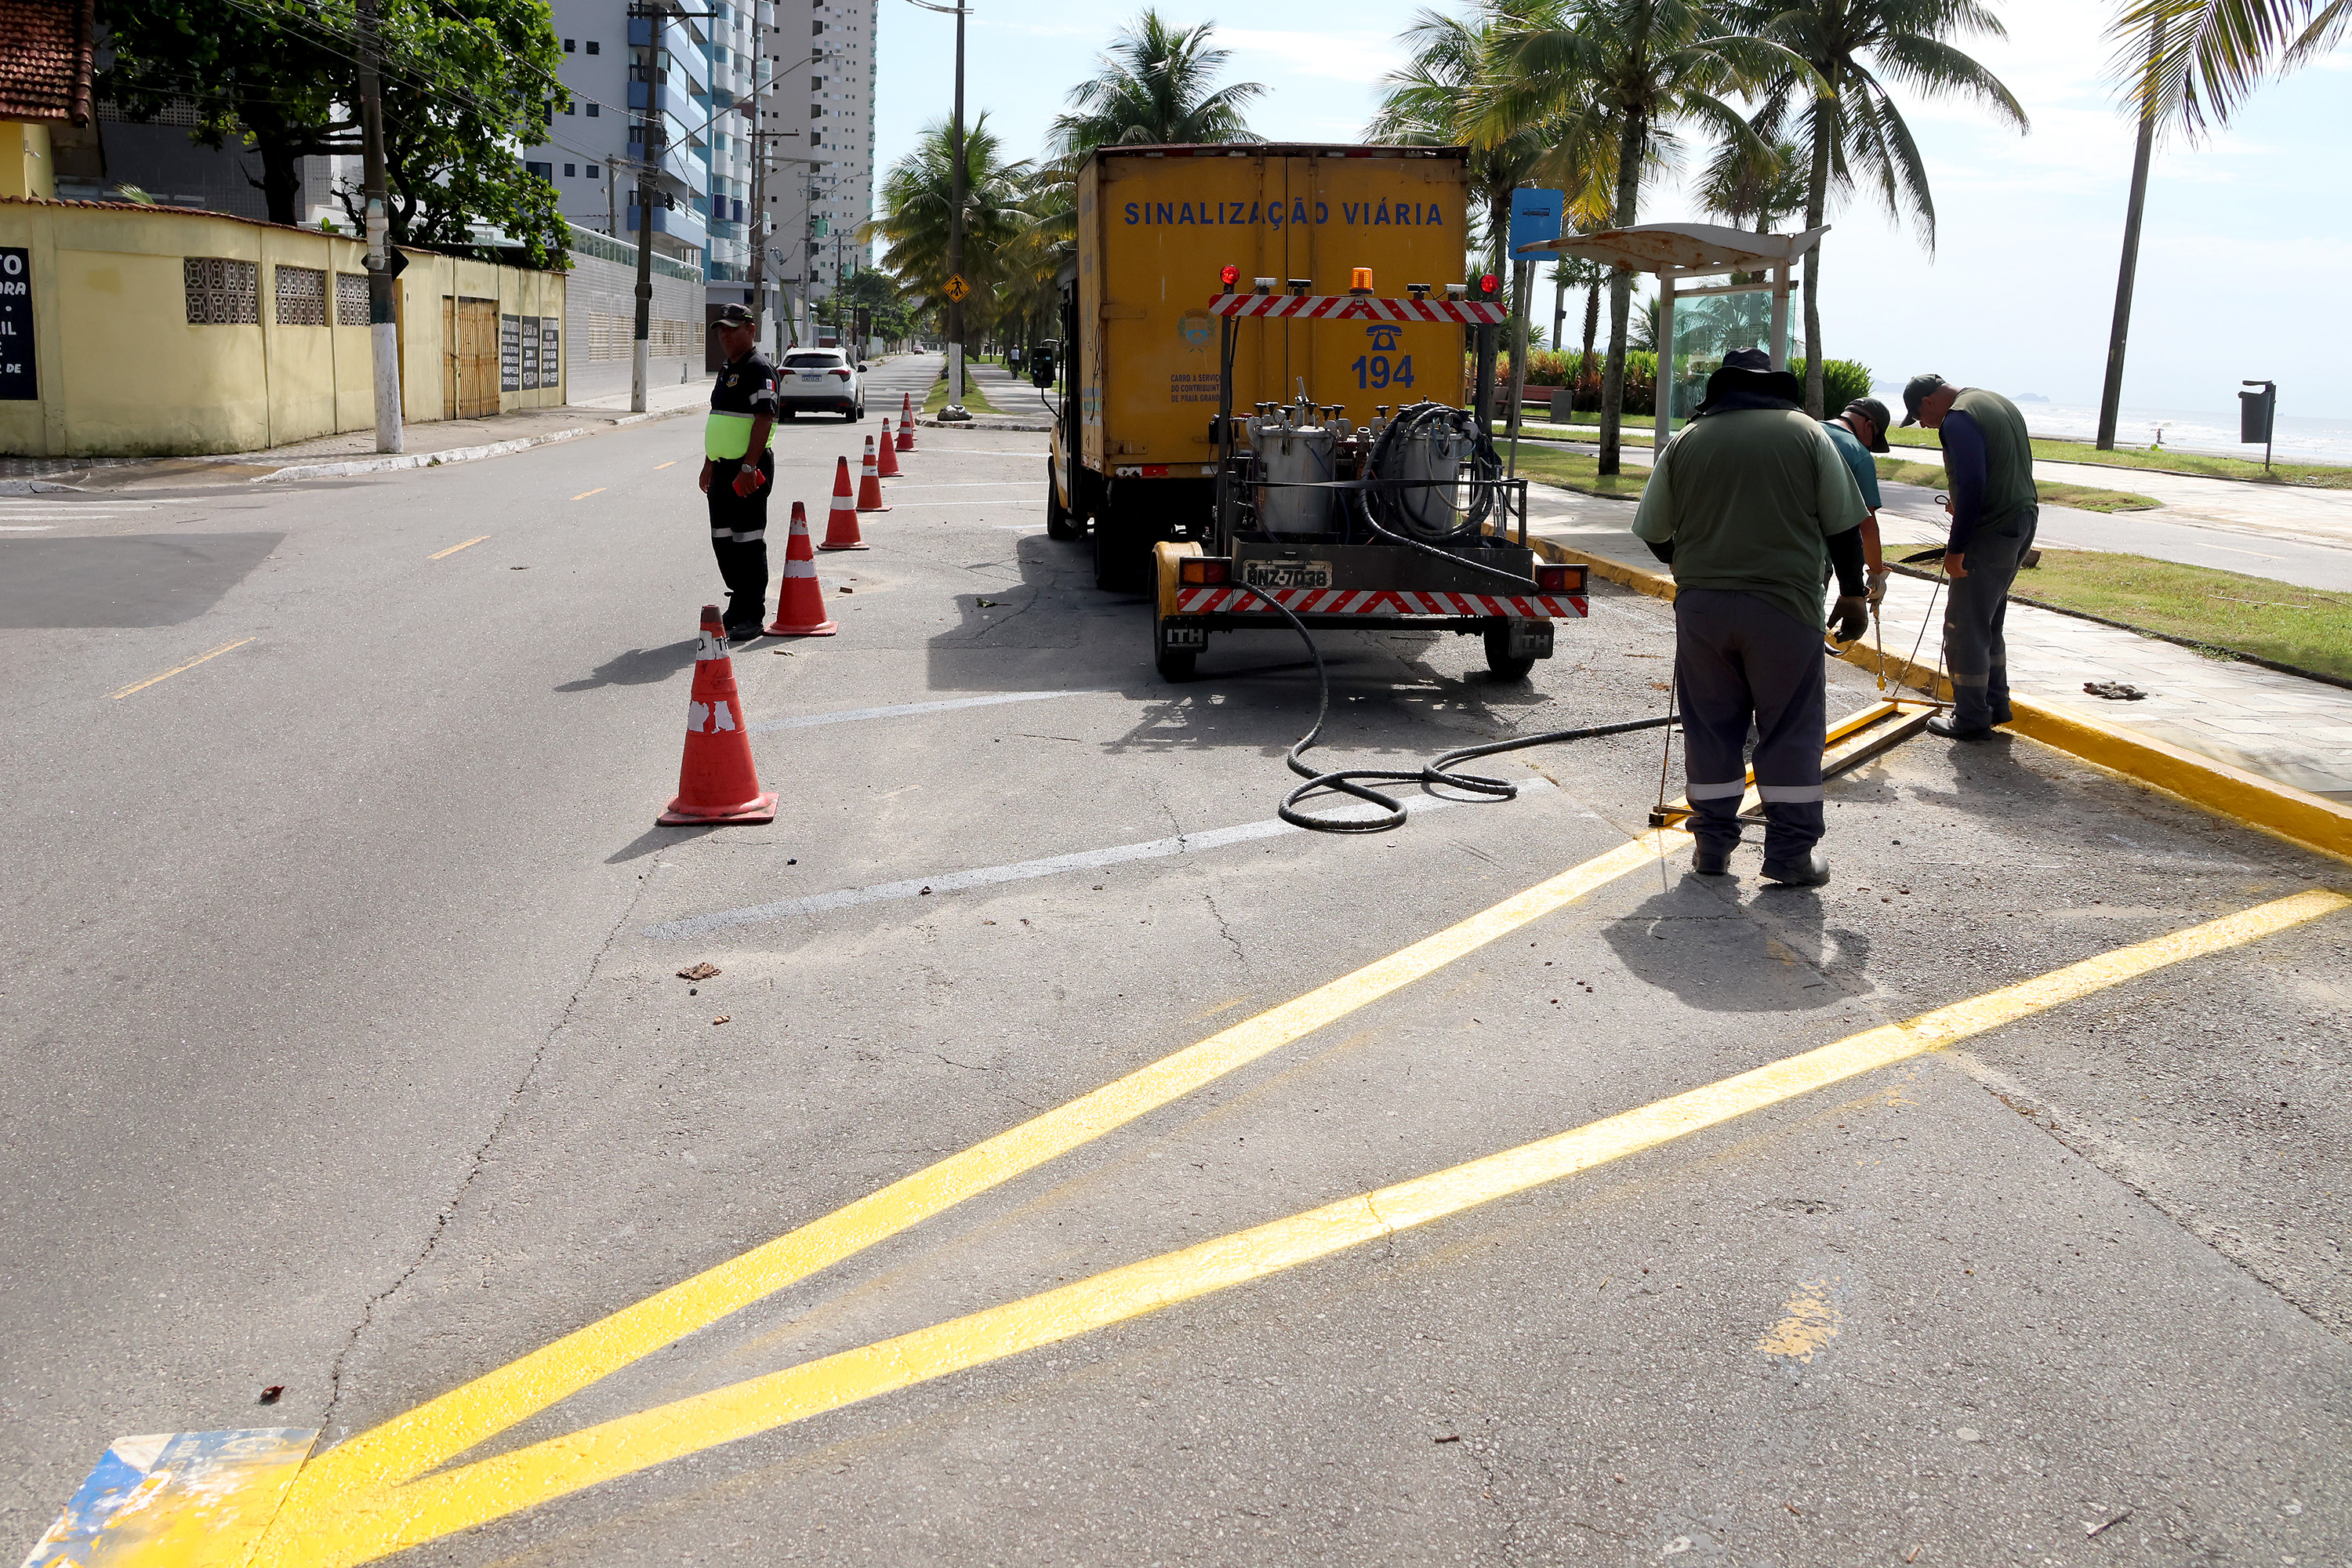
[943,274,971,303]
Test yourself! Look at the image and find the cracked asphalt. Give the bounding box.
[3,375,2349,1567]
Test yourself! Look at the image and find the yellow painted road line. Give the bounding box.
[426,535,489,560]
[108,638,254,699]
[655,461,680,470]
[258,888,2346,1568]
[268,831,1675,1508]
[572,488,607,500]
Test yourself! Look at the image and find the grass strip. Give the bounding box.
[1508,443,1650,501]
[1886,426,2350,490]
[1874,456,2159,514]
[2016,550,2352,684]
[923,375,1000,416]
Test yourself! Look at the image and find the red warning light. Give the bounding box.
[1478,273,1500,296]
[1219,263,1240,289]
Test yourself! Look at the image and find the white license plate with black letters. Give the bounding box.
[1241,559,1333,590]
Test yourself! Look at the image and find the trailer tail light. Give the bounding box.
[1534,562,1587,594]
[1478,274,1500,298]
[1219,263,1239,292]
[1178,557,1232,586]
[1350,266,1374,293]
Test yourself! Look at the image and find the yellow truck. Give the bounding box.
[1043,143,1587,681]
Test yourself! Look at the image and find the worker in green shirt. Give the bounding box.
[1633,349,1873,887]
[1820,397,1891,608]
[1901,373,2038,739]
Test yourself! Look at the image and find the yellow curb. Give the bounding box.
[1526,536,2352,866]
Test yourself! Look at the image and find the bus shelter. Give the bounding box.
[1519,222,1826,446]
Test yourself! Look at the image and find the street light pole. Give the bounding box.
[355,0,402,452]
[907,0,970,421]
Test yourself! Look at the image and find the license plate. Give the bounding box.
[1242,559,1333,590]
[1505,619,1555,658]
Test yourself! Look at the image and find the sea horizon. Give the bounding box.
[1869,391,2352,466]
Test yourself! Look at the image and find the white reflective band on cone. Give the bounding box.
[696,631,727,659]
[784,558,816,578]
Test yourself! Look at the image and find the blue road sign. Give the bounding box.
[1508,189,1564,259]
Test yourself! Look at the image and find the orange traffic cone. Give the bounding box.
[817,457,867,550]
[856,437,891,512]
[875,417,903,477]
[897,393,916,449]
[767,504,840,636]
[658,605,779,826]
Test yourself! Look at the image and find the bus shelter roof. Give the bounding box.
[1519,221,1827,276]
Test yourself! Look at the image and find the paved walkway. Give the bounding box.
[1521,485,2352,804]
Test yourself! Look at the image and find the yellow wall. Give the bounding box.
[0,122,54,201]
[0,198,566,457]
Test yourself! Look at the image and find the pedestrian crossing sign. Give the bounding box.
[944,274,971,303]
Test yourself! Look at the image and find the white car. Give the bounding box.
[778,349,866,421]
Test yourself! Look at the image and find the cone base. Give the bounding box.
[659,790,779,826]
[766,618,839,636]
[855,505,893,514]
[816,541,870,552]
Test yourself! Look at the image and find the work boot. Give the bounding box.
[1759,851,1831,887]
[1691,842,1730,877]
[1926,713,1992,740]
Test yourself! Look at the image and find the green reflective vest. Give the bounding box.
[704,410,772,460]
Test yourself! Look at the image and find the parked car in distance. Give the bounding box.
[778,350,865,421]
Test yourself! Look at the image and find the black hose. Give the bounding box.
[1232,583,1679,833]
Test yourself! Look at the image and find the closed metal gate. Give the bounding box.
[443,296,499,419]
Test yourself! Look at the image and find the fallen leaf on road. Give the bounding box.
[1904,1549,1922,1564]
[2083,681,2146,701]
[259,1385,285,1404]
[713,1014,731,1025]
[976,598,997,607]
[678,963,720,981]
[1433,1434,1461,1443]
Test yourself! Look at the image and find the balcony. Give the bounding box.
[626,201,709,252]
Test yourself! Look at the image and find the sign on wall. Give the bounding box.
[520,315,540,390]
[499,314,521,393]
[540,321,560,390]
[0,248,34,401]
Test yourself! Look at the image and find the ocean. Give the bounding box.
[1867,394,2352,466]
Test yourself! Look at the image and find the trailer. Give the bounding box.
[1045,143,1588,681]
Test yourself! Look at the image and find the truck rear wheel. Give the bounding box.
[1483,624,1537,681]
[1046,458,1082,540]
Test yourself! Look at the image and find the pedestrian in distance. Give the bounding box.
[1632,348,1874,887]
[1900,374,2038,739]
[1820,396,1893,609]
[700,303,781,641]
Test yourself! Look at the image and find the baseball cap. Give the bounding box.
[1842,397,1893,452]
[1899,373,1948,426]
[713,303,757,328]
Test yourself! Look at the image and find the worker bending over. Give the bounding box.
[1901,373,2037,739]
[1632,348,1871,887]
[1821,396,1893,607]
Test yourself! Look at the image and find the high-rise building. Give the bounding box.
[524,0,874,352]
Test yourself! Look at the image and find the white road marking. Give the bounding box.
[643,781,1557,939]
[750,688,1111,733]
[0,524,57,532]
[889,499,1044,508]
[887,481,1049,490]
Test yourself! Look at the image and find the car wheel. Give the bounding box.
[1046,458,1081,540]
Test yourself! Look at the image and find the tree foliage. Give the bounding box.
[2107,0,2350,137]
[98,0,568,263]
[865,114,1029,348]
[1047,9,1265,167]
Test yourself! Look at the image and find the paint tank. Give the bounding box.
[1249,416,1338,536]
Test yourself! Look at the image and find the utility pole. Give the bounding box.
[628,3,661,413]
[907,0,969,419]
[355,0,401,452]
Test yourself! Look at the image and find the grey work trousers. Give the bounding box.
[1944,507,2038,730]
[1675,588,1827,865]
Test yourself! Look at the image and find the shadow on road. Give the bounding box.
[559,640,699,692]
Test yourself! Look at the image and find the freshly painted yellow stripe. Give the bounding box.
[267,830,1676,1513]
[108,638,254,699]
[571,488,606,501]
[262,888,2346,1568]
[426,535,489,560]
[655,460,680,470]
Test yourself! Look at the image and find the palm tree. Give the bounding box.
[1471,0,1791,474]
[2093,0,2347,448]
[1737,0,2024,417]
[866,115,1028,354]
[1048,10,1266,165]
[1695,135,1810,233]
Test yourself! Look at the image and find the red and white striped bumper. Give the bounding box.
[1173,586,1586,618]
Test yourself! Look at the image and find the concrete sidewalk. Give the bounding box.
[0,379,710,490]
[1521,484,2352,811]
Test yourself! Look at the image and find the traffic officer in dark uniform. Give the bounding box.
[699,303,779,639]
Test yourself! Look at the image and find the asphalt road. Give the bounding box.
[4,360,2348,1567]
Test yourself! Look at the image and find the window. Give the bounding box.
[563,37,574,50]
[563,100,575,114]
[811,19,822,31]
[586,163,601,177]
[274,264,327,325]
[335,272,368,326]
[183,257,258,324]
[564,162,576,177]
[585,38,599,53]
[525,160,554,180]
[586,101,599,117]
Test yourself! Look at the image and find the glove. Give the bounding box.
[1867,570,1889,609]
[1830,594,1871,644]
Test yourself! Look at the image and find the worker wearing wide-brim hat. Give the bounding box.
[1632,348,1873,887]
[1900,372,2037,739]
[700,303,781,641]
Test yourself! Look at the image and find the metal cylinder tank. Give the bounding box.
[1250,416,1337,537]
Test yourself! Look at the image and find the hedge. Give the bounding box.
[1472,350,1875,419]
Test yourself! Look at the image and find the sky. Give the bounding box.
[869,0,2352,419]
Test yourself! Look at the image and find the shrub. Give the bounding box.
[1791,358,1875,413]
